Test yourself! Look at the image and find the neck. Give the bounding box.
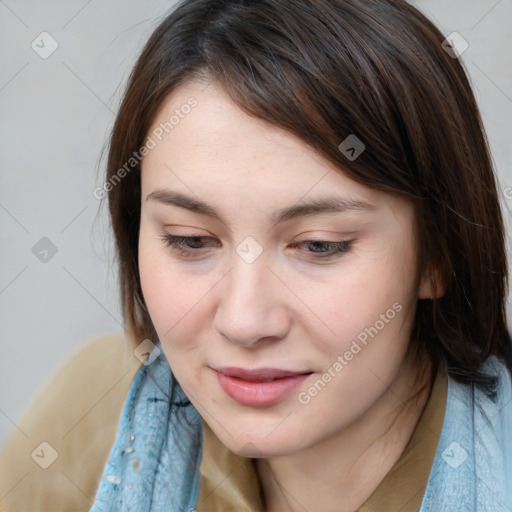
[256,347,434,512]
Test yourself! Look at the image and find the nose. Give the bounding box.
[213,257,291,348]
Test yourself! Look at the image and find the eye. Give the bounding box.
[159,234,219,257]
[290,239,353,259]
[160,233,353,261]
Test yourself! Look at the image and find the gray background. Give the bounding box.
[1,0,511,449]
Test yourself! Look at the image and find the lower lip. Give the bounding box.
[216,372,311,407]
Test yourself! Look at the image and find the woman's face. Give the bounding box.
[138,79,429,457]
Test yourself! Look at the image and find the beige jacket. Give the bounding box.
[0,333,141,511]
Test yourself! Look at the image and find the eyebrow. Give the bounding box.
[146,189,376,224]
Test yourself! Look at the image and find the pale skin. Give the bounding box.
[138,78,444,512]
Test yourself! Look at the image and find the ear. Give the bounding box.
[418,265,447,299]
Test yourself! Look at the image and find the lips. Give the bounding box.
[213,366,313,406]
[215,367,311,382]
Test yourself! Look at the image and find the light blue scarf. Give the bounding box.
[420,356,512,511]
[88,345,202,512]
[89,347,512,511]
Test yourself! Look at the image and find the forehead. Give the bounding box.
[140,79,407,218]
[143,79,318,170]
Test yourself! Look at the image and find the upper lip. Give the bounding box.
[214,366,312,382]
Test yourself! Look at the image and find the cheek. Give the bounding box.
[138,236,193,340]
[312,256,415,339]
[138,239,168,324]
[303,254,418,383]
[138,235,215,369]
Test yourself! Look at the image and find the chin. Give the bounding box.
[214,426,306,459]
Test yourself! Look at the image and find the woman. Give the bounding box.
[3,0,512,510]
[91,0,512,509]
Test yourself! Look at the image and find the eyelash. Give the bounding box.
[159,234,353,260]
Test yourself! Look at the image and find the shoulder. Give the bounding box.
[475,357,512,488]
[473,356,512,446]
[420,356,512,511]
[465,356,512,509]
[445,355,512,429]
[0,332,142,512]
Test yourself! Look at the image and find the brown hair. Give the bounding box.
[103,0,511,392]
